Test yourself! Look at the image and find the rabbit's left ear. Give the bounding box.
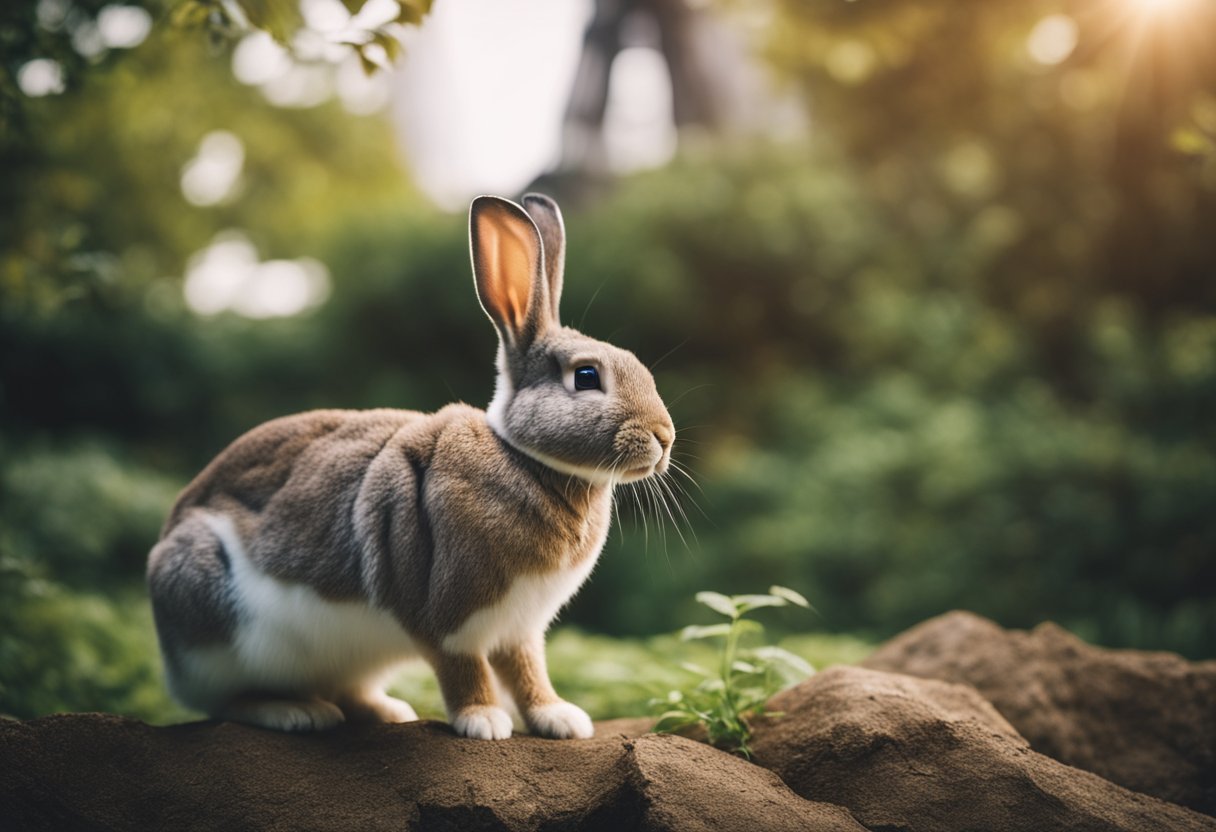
[522,193,565,323]
[470,196,551,352]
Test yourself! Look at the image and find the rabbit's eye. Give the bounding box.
[574,366,600,391]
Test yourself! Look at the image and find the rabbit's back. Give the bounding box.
[166,408,422,530]
[160,407,446,599]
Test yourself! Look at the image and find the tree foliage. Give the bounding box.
[1,0,1214,722]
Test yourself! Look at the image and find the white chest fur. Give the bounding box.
[441,551,600,655]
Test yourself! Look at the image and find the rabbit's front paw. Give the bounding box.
[527,701,593,739]
[452,705,513,740]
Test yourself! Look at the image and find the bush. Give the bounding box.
[562,152,1216,658]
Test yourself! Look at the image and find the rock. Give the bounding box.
[749,665,1216,832]
[862,611,1216,815]
[0,714,864,832]
[627,732,865,832]
[5,616,1214,830]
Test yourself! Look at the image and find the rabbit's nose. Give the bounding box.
[652,424,674,451]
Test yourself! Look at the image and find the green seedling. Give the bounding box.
[651,585,815,757]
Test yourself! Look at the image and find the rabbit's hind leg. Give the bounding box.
[336,687,419,724]
[217,695,345,732]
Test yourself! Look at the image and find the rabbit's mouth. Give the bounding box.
[619,452,669,483]
[621,464,655,481]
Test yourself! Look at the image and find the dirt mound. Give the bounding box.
[750,665,1215,832]
[0,714,861,832]
[863,611,1216,814]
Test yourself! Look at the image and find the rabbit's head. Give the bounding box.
[470,194,674,486]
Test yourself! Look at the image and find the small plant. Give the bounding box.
[651,586,815,757]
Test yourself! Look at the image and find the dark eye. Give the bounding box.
[573,366,600,391]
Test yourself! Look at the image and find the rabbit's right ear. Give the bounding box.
[470,196,550,352]
[522,193,565,324]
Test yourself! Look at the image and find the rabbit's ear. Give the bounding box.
[522,193,564,324]
[470,196,550,351]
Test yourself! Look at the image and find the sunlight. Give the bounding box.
[96,5,152,50]
[391,0,592,208]
[183,232,331,319]
[180,131,244,207]
[603,47,677,173]
[16,58,65,97]
[1125,0,1192,13]
[232,31,292,86]
[1026,15,1078,66]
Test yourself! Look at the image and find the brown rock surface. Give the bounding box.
[863,610,1216,815]
[0,714,864,832]
[4,617,1214,830]
[749,665,1216,832]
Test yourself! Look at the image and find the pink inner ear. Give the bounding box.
[505,285,524,330]
[478,206,538,337]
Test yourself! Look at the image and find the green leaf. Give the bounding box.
[372,32,402,63]
[733,619,765,636]
[751,645,815,678]
[653,712,700,733]
[234,0,302,44]
[171,0,216,28]
[768,585,812,609]
[735,691,773,712]
[731,659,760,674]
[680,662,713,677]
[399,0,434,19]
[357,48,379,76]
[396,3,425,25]
[680,623,733,641]
[732,594,787,613]
[695,591,737,617]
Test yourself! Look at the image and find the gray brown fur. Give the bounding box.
[146,194,673,739]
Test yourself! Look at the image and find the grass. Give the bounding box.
[388,623,873,724]
[4,587,873,726]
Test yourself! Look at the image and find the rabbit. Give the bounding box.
[146,194,675,740]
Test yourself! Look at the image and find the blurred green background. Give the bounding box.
[2,0,1214,723]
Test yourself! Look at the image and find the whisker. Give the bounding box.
[635,481,650,554]
[602,451,629,539]
[648,337,689,371]
[666,474,698,543]
[665,384,714,408]
[578,277,610,330]
[645,477,674,571]
[644,479,664,561]
[658,472,695,531]
[611,488,623,536]
[653,474,690,552]
[667,458,706,495]
[666,464,712,526]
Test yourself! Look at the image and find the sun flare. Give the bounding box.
[1125,0,1193,15]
